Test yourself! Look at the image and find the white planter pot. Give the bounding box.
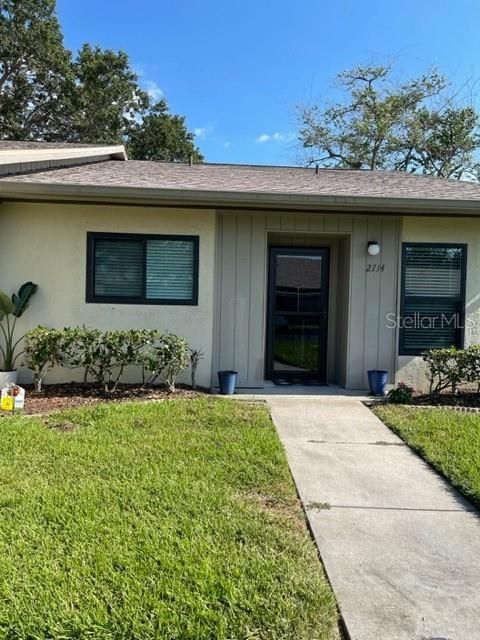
[0,370,18,388]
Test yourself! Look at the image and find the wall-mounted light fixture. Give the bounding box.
[367,241,380,256]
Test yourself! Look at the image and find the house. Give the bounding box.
[1,140,480,391]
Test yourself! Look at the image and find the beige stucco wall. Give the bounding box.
[397,216,480,390]
[0,201,216,387]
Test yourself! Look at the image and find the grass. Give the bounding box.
[274,337,318,371]
[374,405,480,507]
[0,398,338,640]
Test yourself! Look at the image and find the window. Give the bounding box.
[86,232,199,305]
[399,243,466,355]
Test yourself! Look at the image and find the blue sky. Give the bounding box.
[57,0,480,166]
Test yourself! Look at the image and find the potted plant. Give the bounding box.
[0,282,38,387]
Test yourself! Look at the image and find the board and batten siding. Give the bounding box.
[213,211,401,389]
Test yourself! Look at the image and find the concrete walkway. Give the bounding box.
[268,396,480,640]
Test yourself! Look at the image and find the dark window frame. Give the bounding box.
[399,242,467,356]
[86,232,199,305]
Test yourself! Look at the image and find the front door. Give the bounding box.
[266,247,330,383]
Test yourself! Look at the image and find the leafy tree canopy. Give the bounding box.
[0,0,72,140]
[128,99,203,162]
[68,44,149,145]
[298,65,480,180]
[0,0,202,161]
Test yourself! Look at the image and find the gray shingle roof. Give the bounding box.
[3,159,480,203]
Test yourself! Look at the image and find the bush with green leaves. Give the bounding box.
[23,326,62,392]
[462,344,480,392]
[24,326,191,393]
[423,347,469,396]
[59,326,102,383]
[60,328,158,392]
[88,329,158,392]
[422,345,480,396]
[141,333,189,392]
[387,382,415,404]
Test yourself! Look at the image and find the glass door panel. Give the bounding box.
[267,248,330,382]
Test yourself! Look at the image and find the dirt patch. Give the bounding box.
[44,418,78,432]
[0,383,207,416]
[243,491,306,533]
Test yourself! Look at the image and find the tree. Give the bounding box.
[0,0,73,140]
[128,99,203,162]
[400,106,480,180]
[298,65,480,179]
[0,0,203,161]
[68,44,149,145]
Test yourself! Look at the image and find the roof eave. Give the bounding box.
[0,180,480,215]
[0,145,127,178]
[0,145,126,163]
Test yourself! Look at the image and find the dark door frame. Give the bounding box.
[266,246,330,383]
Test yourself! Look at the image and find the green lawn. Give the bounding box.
[0,398,338,640]
[274,337,318,371]
[374,405,480,506]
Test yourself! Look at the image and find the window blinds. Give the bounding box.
[91,235,197,303]
[146,240,194,300]
[94,239,143,298]
[400,245,465,354]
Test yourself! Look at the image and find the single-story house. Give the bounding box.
[1,140,480,391]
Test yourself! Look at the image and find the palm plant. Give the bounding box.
[0,282,38,371]
[189,348,204,390]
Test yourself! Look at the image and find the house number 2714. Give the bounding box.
[366,264,385,272]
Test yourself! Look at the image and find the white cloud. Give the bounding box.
[223,141,231,148]
[144,80,163,101]
[256,131,295,143]
[194,127,207,139]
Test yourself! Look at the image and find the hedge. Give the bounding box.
[23,327,190,393]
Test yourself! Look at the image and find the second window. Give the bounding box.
[399,243,466,355]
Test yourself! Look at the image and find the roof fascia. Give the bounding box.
[0,180,480,216]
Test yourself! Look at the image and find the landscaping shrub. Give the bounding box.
[463,344,480,392]
[74,329,157,392]
[159,334,190,392]
[423,347,466,395]
[141,333,189,392]
[59,326,100,382]
[387,382,415,404]
[423,345,480,396]
[24,327,190,392]
[23,326,62,392]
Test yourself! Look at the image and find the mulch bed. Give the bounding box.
[412,393,480,407]
[0,383,206,416]
[367,392,480,412]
